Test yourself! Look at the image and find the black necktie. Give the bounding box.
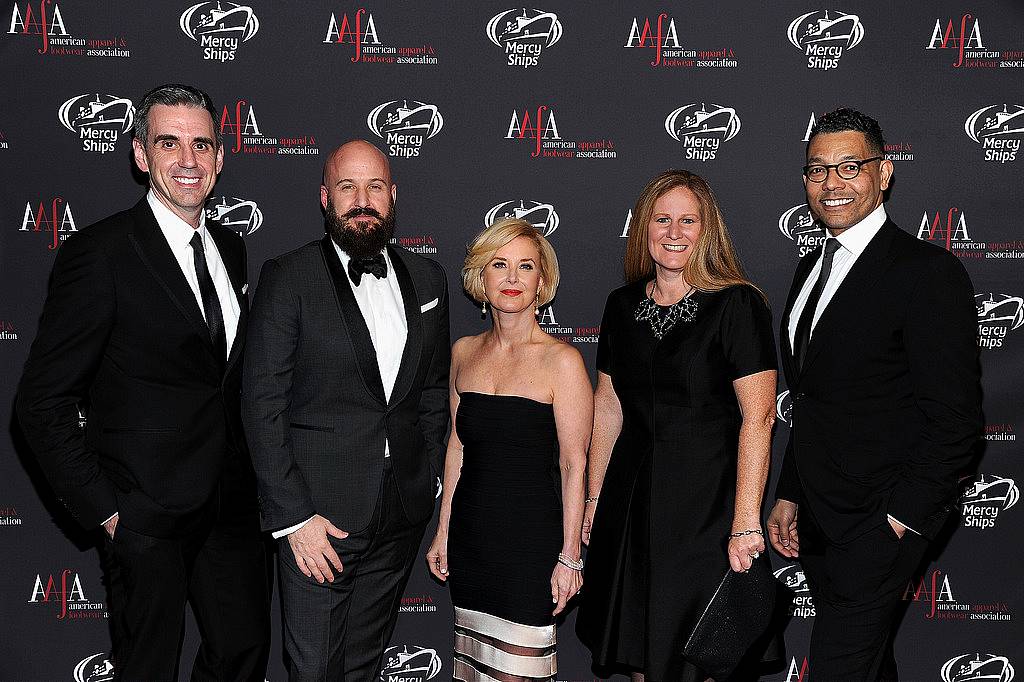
[347,253,388,285]
[190,232,227,364]
[794,237,841,371]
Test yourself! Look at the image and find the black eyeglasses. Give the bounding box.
[802,156,883,183]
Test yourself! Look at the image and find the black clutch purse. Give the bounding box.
[682,556,780,680]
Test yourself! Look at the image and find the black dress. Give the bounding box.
[448,391,562,680]
[576,282,777,681]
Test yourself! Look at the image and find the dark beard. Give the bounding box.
[326,197,396,259]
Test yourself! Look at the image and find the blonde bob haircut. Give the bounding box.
[463,218,560,306]
[624,169,761,297]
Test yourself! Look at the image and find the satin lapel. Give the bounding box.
[208,222,248,374]
[387,246,423,408]
[801,221,900,375]
[126,199,214,355]
[781,251,818,384]
[319,237,386,406]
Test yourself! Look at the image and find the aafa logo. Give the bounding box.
[29,569,86,618]
[324,9,380,59]
[380,645,442,682]
[960,473,1019,529]
[20,197,77,250]
[74,653,114,682]
[785,656,810,682]
[927,14,983,67]
[58,93,134,154]
[7,1,68,52]
[485,200,559,237]
[505,106,560,158]
[976,293,1024,349]
[787,10,865,70]
[205,196,263,236]
[918,208,971,249]
[180,1,259,62]
[902,568,955,619]
[776,390,793,425]
[486,9,562,68]
[367,100,443,158]
[965,105,1023,163]
[941,653,1015,682]
[624,13,679,66]
[665,102,740,161]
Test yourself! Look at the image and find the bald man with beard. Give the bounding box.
[243,140,450,681]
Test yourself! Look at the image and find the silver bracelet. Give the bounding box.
[557,553,584,571]
[728,528,763,539]
[585,496,599,504]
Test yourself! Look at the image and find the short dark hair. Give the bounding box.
[807,107,885,156]
[133,83,221,148]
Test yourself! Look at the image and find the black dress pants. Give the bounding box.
[277,460,428,682]
[103,467,271,682]
[798,514,928,682]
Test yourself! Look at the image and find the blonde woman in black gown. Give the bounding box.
[426,218,592,681]
[576,170,779,681]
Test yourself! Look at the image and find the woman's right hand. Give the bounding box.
[425,533,449,581]
[582,499,597,546]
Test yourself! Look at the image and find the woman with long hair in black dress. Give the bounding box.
[576,170,779,681]
[426,218,592,681]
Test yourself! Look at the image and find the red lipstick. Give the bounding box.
[500,289,523,297]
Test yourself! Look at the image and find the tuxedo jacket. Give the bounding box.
[775,219,982,542]
[17,197,252,538]
[242,237,450,534]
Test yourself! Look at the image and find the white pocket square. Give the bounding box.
[420,298,438,313]
[241,283,249,295]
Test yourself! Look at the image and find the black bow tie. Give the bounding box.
[347,253,388,285]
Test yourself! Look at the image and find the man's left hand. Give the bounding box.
[887,517,907,539]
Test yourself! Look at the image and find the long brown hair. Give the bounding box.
[624,169,760,296]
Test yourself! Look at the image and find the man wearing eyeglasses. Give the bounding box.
[766,108,982,680]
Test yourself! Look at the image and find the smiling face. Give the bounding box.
[646,186,702,274]
[482,235,544,314]
[804,130,893,235]
[321,140,397,258]
[132,104,223,228]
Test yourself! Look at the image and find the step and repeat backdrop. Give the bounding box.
[2,1,1022,680]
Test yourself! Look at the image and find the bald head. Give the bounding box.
[322,139,392,188]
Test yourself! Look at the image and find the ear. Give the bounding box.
[320,184,328,211]
[878,158,894,191]
[132,138,149,174]
[391,184,397,204]
[215,142,224,175]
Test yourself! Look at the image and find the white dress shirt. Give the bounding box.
[273,243,408,538]
[785,203,917,535]
[787,203,886,349]
[104,192,241,530]
[147,191,240,355]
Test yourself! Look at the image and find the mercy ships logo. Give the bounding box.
[180,1,259,61]
[787,10,865,69]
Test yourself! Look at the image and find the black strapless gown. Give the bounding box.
[448,391,562,680]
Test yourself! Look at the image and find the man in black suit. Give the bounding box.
[243,139,450,681]
[767,108,982,680]
[17,84,270,681]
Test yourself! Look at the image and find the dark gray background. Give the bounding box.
[2,2,1021,680]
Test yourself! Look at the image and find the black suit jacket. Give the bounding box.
[17,197,252,537]
[775,219,982,542]
[242,237,450,534]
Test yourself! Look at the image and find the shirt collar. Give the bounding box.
[147,190,207,252]
[833,203,887,257]
[331,239,393,283]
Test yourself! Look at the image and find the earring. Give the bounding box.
[534,295,540,317]
[481,300,487,317]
